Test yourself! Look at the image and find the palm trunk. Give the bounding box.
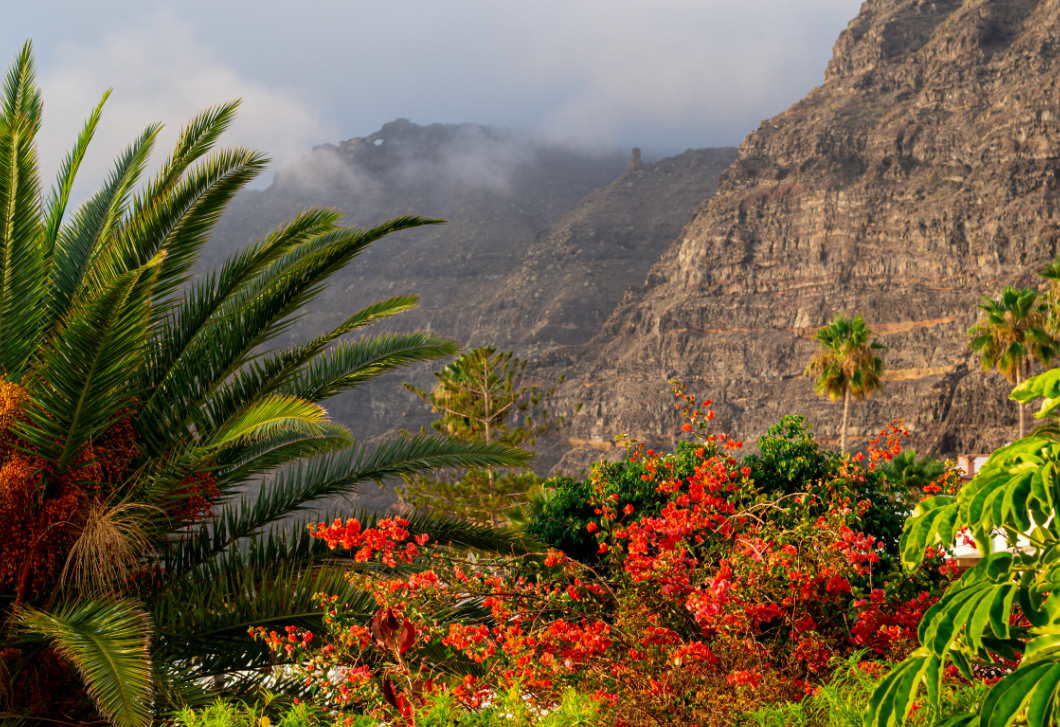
[1017,365,1025,439]
[841,388,851,453]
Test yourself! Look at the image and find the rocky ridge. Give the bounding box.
[543,0,1060,471]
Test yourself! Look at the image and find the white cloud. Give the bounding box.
[513,0,860,146]
[35,9,335,200]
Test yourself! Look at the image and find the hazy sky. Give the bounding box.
[7,0,862,189]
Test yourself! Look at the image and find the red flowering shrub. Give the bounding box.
[253,383,957,726]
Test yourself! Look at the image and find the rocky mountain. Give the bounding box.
[210,119,629,345]
[209,119,737,508]
[471,147,739,352]
[542,0,1060,472]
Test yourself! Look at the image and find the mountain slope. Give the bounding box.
[545,0,1060,469]
[470,148,738,351]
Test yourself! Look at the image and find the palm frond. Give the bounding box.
[90,147,267,303]
[18,254,162,477]
[212,420,353,484]
[0,45,45,380]
[135,209,343,451]
[0,43,42,123]
[205,435,532,547]
[49,124,160,327]
[284,331,460,403]
[131,101,241,216]
[152,541,366,676]
[138,217,442,454]
[206,394,327,449]
[16,599,152,727]
[42,90,109,260]
[198,296,425,441]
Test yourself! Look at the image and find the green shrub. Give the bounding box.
[528,415,911,561]
[524,440,703,561]
[172,687,607,727]
[414,686,607,726]
[740,655,990,727]
[172,698,350,727]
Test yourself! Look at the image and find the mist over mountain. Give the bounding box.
[210,119,736,510]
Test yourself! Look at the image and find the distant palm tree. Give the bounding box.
[0,42,530,727]
[878,449,947,501]
[968,286,1058,438]
[1039,257,1060,337]
[804,314,887,453]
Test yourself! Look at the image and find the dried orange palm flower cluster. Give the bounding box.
[169,469,222,524]
[0,382,147,596]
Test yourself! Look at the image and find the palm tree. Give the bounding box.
[1039,257,1060,338]
[877,449,947,505]
[804,314,887,453]
[968,286,1058,438]
[0,42,531,727]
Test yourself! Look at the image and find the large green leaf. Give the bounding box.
[17,600,152,727]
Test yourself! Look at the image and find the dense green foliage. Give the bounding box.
[174,688,608,727]
[527,416,908,561]
[741,655,989,727]
[525,439,703,561]
[878,450,948,493]
[867,367,1060,727]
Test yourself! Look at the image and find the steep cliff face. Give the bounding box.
[547,0,1060,469]
[210,119,629,345]
[470,147,738,351]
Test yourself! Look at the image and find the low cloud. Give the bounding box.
[275,122,551,205]
[35,9,334,201]
[517,0,861,147]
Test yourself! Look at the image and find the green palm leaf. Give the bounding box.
[16,600,152,727]
[49,124,160,328]
[18,253,162,477]
[0,41,45,380]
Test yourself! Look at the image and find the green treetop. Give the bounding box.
[804,313,887,453]
[402,347,578,525]
[968,286,1058,439]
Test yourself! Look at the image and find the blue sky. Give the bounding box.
[8,0,862,190]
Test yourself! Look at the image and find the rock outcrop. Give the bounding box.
[544,0,1060,470]
[470,147,738,351]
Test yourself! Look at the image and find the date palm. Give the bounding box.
[968,286,1058,438]
[0,42,530,727]
[804,314,887,453]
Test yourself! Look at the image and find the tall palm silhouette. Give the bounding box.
[968,286,1058,438]
[804,314,887,453]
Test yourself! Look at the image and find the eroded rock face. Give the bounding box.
[470,147,738,352]
[544,0,1060,470]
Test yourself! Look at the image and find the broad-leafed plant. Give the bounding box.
[866,367,1060,727]
[0,41,530,727]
